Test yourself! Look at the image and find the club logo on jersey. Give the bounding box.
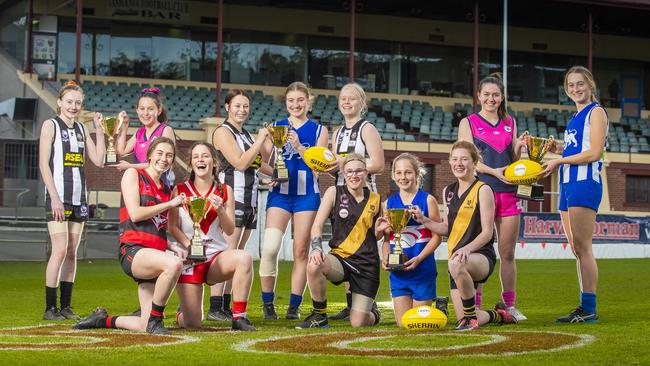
[564,129,578,149]
[464,199,474,208]
[493,131,501,135]
[63,152,84,167]
[340,194,349,205]
[369,204,377,213]
[338,208,349,218]
[79,204,89,218]
[477,127,485,134]
[284,141,310,160]
[151,212,168,230]
[446,191,454,202]
[61,129,69,141]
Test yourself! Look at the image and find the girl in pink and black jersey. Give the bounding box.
[115,87,176,187]
[457,73,527,321]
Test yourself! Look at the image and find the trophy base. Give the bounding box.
[105,152,117,164]
[515,183,544,201]
[187,254,208,262]
[387,253,408,272]
[273,168,290,183]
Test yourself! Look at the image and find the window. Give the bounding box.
[626,175,650,203]
[4,142,39,180]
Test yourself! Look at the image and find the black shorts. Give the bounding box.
[448,252,496,290]
[119,243,156,284]
[45,199,89,222]
[234,202,257,229]
[330,255,380,299]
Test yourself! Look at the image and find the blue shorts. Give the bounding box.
[390,275,437,301]
[267,192,321,213]
[559,180,602,212]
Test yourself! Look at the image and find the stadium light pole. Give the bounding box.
[75,0,82,83]
[215,0,223,117]
[349,0,356,82]
[472,0,479,113]
[587,9,593,71]
[25,0,33,74]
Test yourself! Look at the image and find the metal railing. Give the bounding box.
[0,188,31,221]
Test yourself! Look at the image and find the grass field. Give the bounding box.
[0,258,649,365]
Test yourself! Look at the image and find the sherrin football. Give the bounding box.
[401,305,447,331]
[304,146,337,172]
[504,159,543,185]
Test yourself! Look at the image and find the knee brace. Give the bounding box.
[258,228,284,277]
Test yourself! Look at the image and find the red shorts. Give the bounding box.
[494,191,522,218]
[178,251,222,285]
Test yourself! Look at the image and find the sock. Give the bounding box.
[262,291,274,304]
[150,302,165,319]
[45,286,57,310]
[209,296,223,312]
[486,309,501,323]
[312,300,327,315]
[580,292,597,314]
[223,294,232,311]
[462,297,477,319]
[105,315,119,329]
[502,290,516,308]
[346,292,352,309]
[475,289,482,309]
[289,293,303,309]
[60,281,74,308]
[232,301,247,320]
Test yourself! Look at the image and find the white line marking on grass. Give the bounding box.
[335,333,506,352]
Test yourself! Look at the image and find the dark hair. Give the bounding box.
[477,73,508,123]
[146,136,176,162]
[224,89,251,107]
[57,80,84,114]
[187,142,223,195]
[136,87,168,123]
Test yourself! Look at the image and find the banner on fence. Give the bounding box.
[519,213,650,244]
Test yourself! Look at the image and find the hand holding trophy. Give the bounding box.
[183,196,212,261]
[264,123,290,183]
[505,131,555,201]
[100,112,126,164]
[387,208,411,271]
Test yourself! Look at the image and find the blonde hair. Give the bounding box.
[285,81,314,111]
[339,153,366,171]
[391,152,425,186]
[564,66,598,103]
[339,82,368,117]
[450,140,482,164]
[57,80,84,114]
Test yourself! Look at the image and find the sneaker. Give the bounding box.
[286,306,300,320]
[130,308,141,317]
[59,306,81,321]
[295,311,329,329]
[455,317,479,331]
[207,309,232,321]
[370,301,381,326]
[494,302,517,324]
[224,308,233,319]
[556,307,598,323]
[74,307,108,329]
[263,303,278,320]
[146,316,170,335]
[232,317,257,331]
[329,307,350,321]
[508,306,528,321]
[435,296,449,317]
[43,306,65,321]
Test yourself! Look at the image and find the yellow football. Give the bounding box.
[401,305,447,331]
[304,146,336,172]
[504,159,543,185]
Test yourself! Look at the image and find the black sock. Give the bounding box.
[223,294,232,311]
[209,296,223,312]
[46,286,58,310]
[486,309,501,323]
[313,300,327,314]
[461,297,477,319]
[150,302,165,319]
[346,292,352,309]
[60,281,74,308]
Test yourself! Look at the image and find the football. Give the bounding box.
[401,305,447,331]
[504,159,543,185]
[303,146,337,172]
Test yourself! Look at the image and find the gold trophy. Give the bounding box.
[514,132,555,201]
[264,123,290,183]
[184,196,211,261]
[387,208,410,271]
[100,114,125,164]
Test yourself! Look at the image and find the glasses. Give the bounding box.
[344,169,367,177]
[140,87,160,95]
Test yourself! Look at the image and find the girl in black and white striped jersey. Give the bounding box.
[210,90,274,320]
[38,80,106,321]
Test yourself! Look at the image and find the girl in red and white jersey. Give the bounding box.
[168,142,256,331]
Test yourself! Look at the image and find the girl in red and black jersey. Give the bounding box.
[75,137,186,335]
[167,142,255,331]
